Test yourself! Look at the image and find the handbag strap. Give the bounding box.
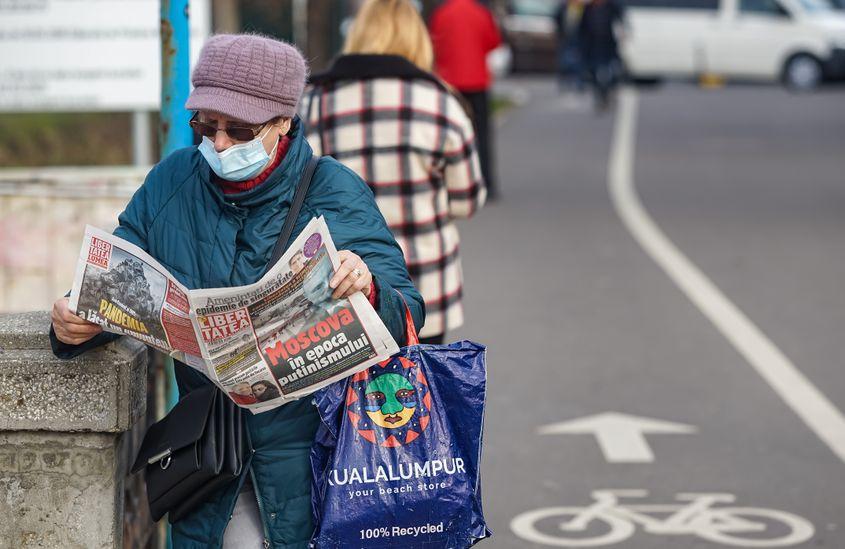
[265,155,320,274]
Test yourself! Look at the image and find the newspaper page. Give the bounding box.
[68,217,399,413]
[68,226,202,361]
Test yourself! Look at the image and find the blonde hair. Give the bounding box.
[343,0,434,72]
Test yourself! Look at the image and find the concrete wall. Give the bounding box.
[0,311,148,549]
[0,167,144,313]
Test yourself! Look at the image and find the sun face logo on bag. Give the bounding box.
[345,356,432,447]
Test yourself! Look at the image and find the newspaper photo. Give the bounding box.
[69,217,399,413]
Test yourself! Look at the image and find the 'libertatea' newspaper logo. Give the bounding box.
[345,356,432,447]
[87,236,112,269]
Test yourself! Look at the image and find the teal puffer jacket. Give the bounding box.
[51,119,424,548]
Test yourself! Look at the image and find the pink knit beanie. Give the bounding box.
[185,34,308,124]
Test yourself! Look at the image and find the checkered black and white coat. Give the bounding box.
[302,54,486,338]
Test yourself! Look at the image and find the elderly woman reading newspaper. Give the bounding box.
[49,34,424,549]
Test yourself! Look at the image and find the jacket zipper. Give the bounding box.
[250,461,273,549]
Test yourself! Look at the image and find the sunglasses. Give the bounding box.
[189,113,269,142]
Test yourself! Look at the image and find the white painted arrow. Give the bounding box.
[538,412,697,463]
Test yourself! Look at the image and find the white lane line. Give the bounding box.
[609,87,845,463]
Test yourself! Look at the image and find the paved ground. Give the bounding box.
[451,78,845,548]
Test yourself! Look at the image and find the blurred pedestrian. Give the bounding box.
[429,0,502,199]
[303,0,486,345]
[49,33,424,548]
[555,0,586,93]
[579,0,625,111]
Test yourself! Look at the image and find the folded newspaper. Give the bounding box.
[68,217,399,413]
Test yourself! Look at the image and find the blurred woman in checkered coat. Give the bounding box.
[302,0,487,344]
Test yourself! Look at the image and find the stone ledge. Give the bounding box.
[0,165,144,199]
[0,311,53,350]
[0,311,147,432]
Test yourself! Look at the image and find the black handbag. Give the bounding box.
[131,384,245,522]
[131,156,320,523]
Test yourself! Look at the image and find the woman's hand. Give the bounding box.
[51,297,103,345]
[330,251,373,300]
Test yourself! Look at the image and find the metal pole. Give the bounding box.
[154,357,170,548]
[131,111,153,166]
[160,0,193,158]
[293,0,308,50]
[160,0,191,413]
[212,0,241,33]
[160,4,191,545]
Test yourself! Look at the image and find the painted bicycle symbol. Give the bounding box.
[511,490,814,547]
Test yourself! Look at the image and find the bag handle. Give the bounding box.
[266,156,320,274]
[394,290,419,346]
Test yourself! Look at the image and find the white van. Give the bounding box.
[620,0,845,89]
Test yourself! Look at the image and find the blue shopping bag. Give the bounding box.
[310,306,490,548]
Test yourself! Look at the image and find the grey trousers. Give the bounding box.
[222,486,265,548]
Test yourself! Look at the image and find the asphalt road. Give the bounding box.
[451,79,845,548]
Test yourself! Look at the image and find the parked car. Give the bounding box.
[502,0,559,72]
[619,0,845,90]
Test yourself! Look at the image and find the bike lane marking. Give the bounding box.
[538,412,697,463]
[608,87,845,463]
[510,491,815,548]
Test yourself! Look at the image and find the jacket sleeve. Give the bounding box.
[50,165,159,360]
[428,9,442,49]
[442,95,487,219]
[484,7,503,51]
[307,162,425,345]
[50,324,121,360]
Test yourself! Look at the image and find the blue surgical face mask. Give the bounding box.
[198,127,278,182]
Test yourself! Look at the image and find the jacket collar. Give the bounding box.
[309,54,447,91]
